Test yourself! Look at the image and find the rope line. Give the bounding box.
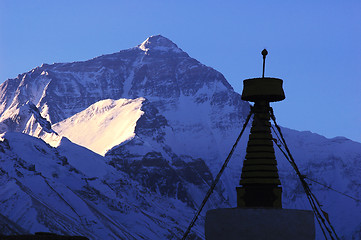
[181,105,346,239]
[304,177,360,202]
[271,134,331,239]
[269,108,340,240]
[180,108,253,240]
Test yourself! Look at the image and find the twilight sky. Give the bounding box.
[0,0,360,142]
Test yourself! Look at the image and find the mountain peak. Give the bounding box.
[138,35,183,53]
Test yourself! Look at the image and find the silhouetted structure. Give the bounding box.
[205,49,315,240]
[236,74,285,207]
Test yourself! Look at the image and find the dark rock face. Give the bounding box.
[107,138,216,208]
[109,151,194,206]
[134,100,168,141]
[173,157,213,186]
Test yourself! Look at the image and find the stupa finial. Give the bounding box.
[262,49,268,78]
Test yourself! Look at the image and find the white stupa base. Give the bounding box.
[205,208,315,240]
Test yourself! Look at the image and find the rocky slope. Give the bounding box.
[0,132,203,239]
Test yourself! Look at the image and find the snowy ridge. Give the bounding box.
[0,100,55,135]
[51,98,145,156]
[138,35,184,54]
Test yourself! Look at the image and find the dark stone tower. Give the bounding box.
[236,77,285,208]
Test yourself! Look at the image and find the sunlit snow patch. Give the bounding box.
[51,98,145,156]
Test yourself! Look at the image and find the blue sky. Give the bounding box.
[1,0,360,142]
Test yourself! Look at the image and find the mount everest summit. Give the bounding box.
[0,35,361,239]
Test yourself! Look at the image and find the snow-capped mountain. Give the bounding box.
[0,35,361,239]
